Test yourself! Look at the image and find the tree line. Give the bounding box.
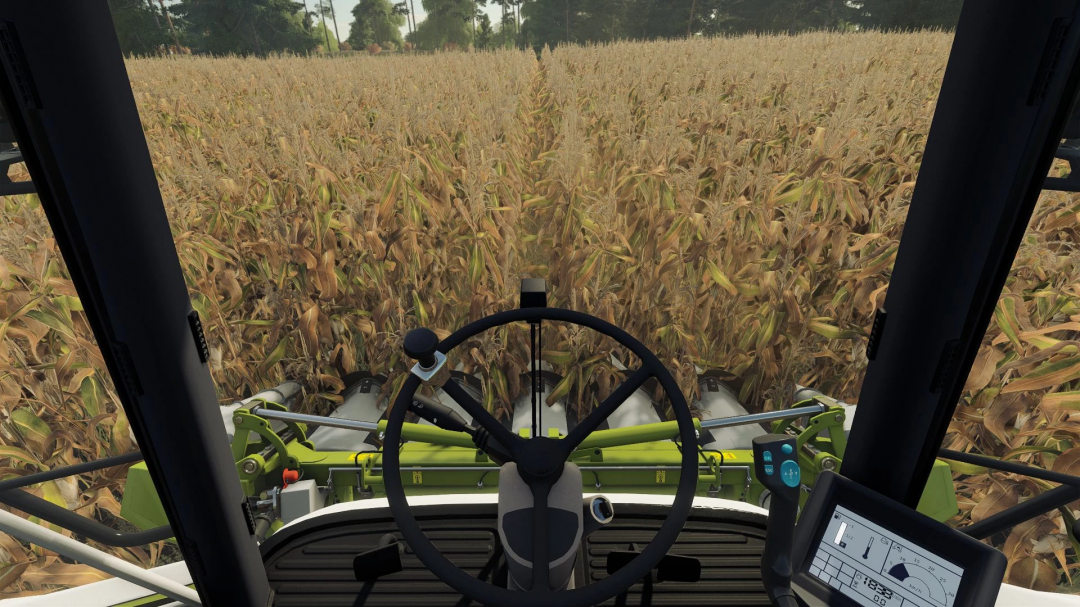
[108,0,964,57]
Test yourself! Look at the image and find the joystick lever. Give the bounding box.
[753,433,802,607]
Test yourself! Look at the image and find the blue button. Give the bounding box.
[781,460,800,488]
[763,451,773,462]
[781,444,793,455]
[764,464,774,475]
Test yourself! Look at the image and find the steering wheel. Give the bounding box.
[383,307,698,607]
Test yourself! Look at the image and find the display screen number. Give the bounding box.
[863,576,894,603]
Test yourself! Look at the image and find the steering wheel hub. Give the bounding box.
[517,437,566,481]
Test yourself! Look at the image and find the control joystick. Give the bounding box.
[754,433,802,607]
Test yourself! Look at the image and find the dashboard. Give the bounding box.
[792,472,1005,607]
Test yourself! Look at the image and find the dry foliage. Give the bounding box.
[0,204,172,595]
[0,31,1079,593]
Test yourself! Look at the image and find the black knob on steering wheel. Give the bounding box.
[383,307,698,607]
[403,327,439,369]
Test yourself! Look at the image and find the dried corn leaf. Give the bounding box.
[1007,557,1059,591]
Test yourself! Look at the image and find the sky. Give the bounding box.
[304,0,509,41]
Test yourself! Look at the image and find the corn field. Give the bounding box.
[1,31,1080,596]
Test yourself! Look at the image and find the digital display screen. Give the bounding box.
[808,505,964,607]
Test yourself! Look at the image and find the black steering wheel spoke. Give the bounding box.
[441,377,522,457]
[560,366,653,455]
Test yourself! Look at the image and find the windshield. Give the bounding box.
[5,0,1080,600]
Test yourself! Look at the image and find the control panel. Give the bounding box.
[791,472,1005,607]
[810,504,962,606]
[758,438,802,488]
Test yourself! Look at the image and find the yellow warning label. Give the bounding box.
[412,471,423,484]
[723,452,737,460]
[655,470,666,484]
